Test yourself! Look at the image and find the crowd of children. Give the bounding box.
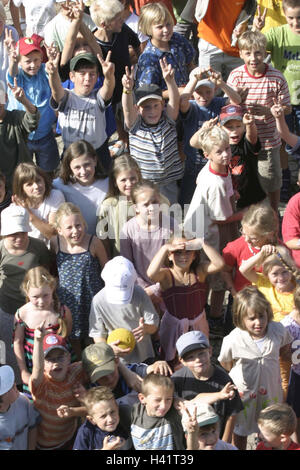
[2,0,300,452]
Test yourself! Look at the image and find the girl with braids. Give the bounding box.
[13,266,72,399]
[239,244,299,398]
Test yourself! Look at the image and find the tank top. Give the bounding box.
[161,269,208,320]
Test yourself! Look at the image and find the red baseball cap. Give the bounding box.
[17,34,47,62]
[43,334,68,357]
[220,104,243,125]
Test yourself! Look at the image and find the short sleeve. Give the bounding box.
[89,295,107,338]
[48,189,65,212]
[218,334,234,364]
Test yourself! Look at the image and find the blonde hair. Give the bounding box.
[107,153,142,197]
[21,267,67,337]
[12,163,51,204]
[238,30,267,52]
[138,2,174,36]
[141,372,174,397]
[258,403,297,436]
[262,245,299,281]
[196,125,229,155]
[90,0,124,27]
[82,386,116,415]
[241,202,278,243]
[54,202,87,230]
[233,285,273,330]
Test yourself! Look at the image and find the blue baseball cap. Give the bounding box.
[176,330,209,358]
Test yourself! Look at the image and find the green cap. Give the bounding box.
[70,52,99,71]
[82,343,116,383]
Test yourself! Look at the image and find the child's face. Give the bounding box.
[106,12,124,33]
[239,47,266,75]
[0,179,6,203]
[168,238,196,269]
[197,424,219,450]
[193,85,215,108]
[151,21,173,46]
[241,223,272,248]
[23,176,45,202]
[4,232,28,251]
[115,169,139,199]
[138,98,164,125]
[88,398,120,432]
[139,385,173,417]
[267,265,293,293]
[27,285,53,310]
[19,51,43,76]
[70,66,98,97]
[284,6,300,35]
[44,349,70,381]
[95,366,120,390]
[57,214,85,246]
[69,154,97,186]
[0,384,19,413]
[180,348,212,379]
[258,423,284,450]
[222,119,245,145]
[206,142,231,169]
[135,187,161,224]
[243,308,268,338]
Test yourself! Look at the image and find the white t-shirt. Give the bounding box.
[184,161,234,250]
[52,177,109,235]
[125,12,148,43]
[28,189,65,244]
[13,0,57,36]
[44,12,96,51]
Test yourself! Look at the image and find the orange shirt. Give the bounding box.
[132,0,176,23]
[197,0,245,56]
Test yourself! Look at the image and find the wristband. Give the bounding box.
[123,89,132,94]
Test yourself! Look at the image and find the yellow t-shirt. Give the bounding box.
[255,273,295,322]
[256,0,286,33]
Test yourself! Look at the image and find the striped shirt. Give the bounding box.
[30,362,84,449]
[128,113,183,185]
[227,64,290,149]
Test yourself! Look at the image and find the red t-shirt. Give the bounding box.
[222,236,261,292]
[256,441,300,450]
[282,192,300,268]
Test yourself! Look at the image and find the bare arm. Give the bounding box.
[271,101,299,148]
[7,77,37,114]
[121,65,138,129]
[98,51,115,102]
[46,52,66,104]
[13,320,30,385]
[238,244,276,283]
[31,322,46,389]
[222,415,236,443]
[90,236,109,268]
[161,58,179,122]
[243,112,258,146]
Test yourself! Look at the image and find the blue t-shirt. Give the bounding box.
[181,97,227,170]
[7,64,56,140]
[136,32,195,90]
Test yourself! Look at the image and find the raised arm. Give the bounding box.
[147,241,186,283]
[46,49,66,104]
[5,28,19,78]
[60,1,84,66]
[271,100,299,148]
[122,65,138,129]
[185,238,225,276]
[209,68,241,105]
[7,77,37,114]
[160,58,179,122]
[243,111,258,146]
[239,244,276,283]
[30,322,47,389]
[98,50,115,102]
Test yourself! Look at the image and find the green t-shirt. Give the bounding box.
[266,24,300,105]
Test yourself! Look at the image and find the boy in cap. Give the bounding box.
[182,402,238,450]
[89,256,159,364]
[30,326,87,450]
[122,59,183,204]
[6,33,60,174]
[80,342,172,407]
[47,48,115,171]
[179,67,242,205]
[0,205,52,384]
[171,330,243,443]
[0,365,40,450]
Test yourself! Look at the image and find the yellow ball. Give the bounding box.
[107,328,136,352]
